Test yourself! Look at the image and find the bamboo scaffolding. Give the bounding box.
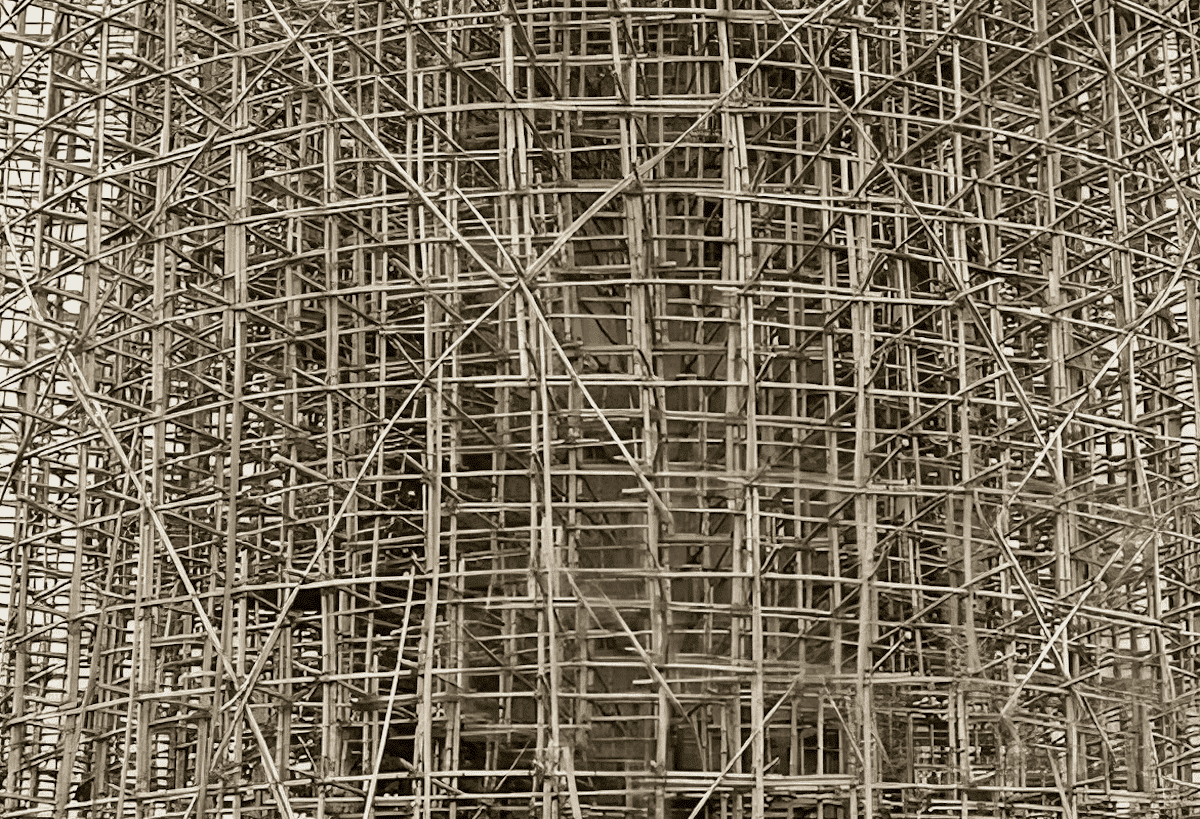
[3,0,1200,818]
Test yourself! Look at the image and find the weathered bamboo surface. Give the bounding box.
[2,0,1200,817]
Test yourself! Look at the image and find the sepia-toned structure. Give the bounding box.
[2,0,1200,817]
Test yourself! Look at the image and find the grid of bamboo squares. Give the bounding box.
[2,0,1200,817]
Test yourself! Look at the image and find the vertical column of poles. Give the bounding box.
[878,18,910,807]
[1113,0,1144,672]
[792,23,833,813]
[1184,10,1200,783]
[36,1,146,809]
[699,8,739,817]
[443,14,466,803]
[972,5,1019,799]
[941,7,974,811]
[1182,125,1200,797]
[605,1,670,812]
[877,0,926,718]
[496,4,532,815]
[51,1,110,812]
[534,305,564,819]
[844,21,877,819]
[356,0,378,795]
[1104,12,1148,794]
[364,6,388,802]
[342,9,368,793]
[342,20,366,793]
[508,4,567,812]
[166,0,221,807]
[493,0,520,786]
[957,0,983,701]
[418,322,443,819]
[1030,0,1079,803]
[221,2,251,815]
[133,150,153,814]
[1170,0,1200,787]
[278,41,312,813]
[1133,14,1179,793]
[647,50,681,792]
[1152,6,1180,734]
[808,27,846,740]
[415,8,443,817]
[0,0,29,790]
[816,30,841,794]
[553,0,589,794]
[716,6,765,817]
[7,3,58,805]
[319,40,341,817]
[402,19,423,808]
[148,0,169,805]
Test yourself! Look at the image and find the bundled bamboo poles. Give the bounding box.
[2,0,1200,817]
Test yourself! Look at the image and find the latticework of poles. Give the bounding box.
[2,1,1200,818]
